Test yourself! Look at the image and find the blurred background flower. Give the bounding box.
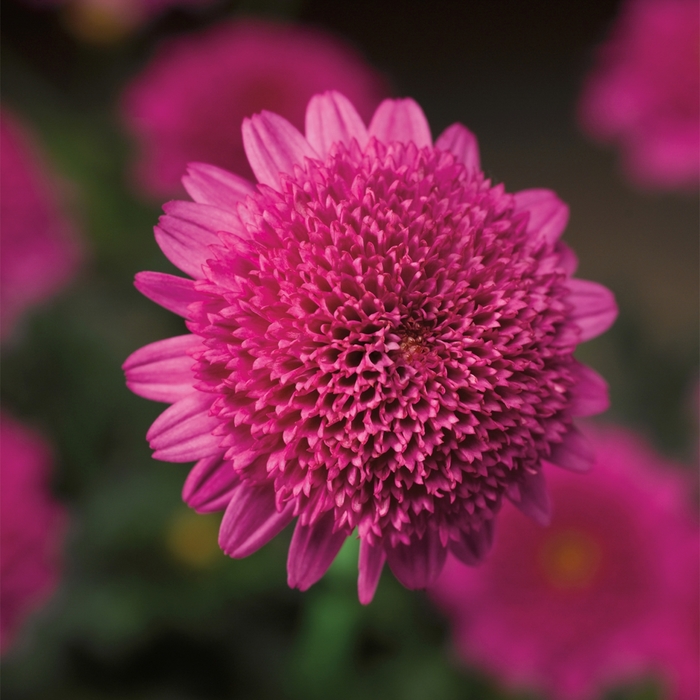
[1,0,697,698]
[121,19,388,197]
[0,107,82,341]
[0,412,68,654]
[429,425,699,700]
[578,0,699,191]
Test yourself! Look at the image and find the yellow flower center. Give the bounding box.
[539,529,602,590]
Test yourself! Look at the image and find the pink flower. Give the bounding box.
[578,0,700,190]
[429,426,700,700]
[123,91,618,602]
[120,19,388,198]
[0,108,81,340]
[0,412,67,653]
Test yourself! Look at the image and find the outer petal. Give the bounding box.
[358,539,386,605]
[368,98,432,148]
[287,511,347,591]
[218,482,294,558]
[134,271,200,317]
[147,392,220,462]
[434,123,480,172]
[547,426,595,473]
[305,91,369,158]
[182,163,255,210]
[242,111,319,190]
[569,361,610,417]
[162,200,246,237]
[567,278,618,342]
[556,241,579,275]
[155,201,243,279]
[513,189,570,244]
[182,453,240,514]
[507,469,551,526]
[123,335,197,403]
[385,528,447,589]
[449,519,495,566]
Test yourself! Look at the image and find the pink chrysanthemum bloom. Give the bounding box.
[0,108,82,340]
[123,92,618,602]
[120,20,388,198]
[0,412,67,654]
[429,426,700,700]
[578,0,700,190]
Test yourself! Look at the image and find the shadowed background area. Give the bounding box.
[1,0,697,698]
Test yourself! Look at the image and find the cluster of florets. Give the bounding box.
[189,138,577,550]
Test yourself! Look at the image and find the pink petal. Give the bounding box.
[449,519,495,565]
[182,162,255,210]
[569,361,610,417]
[218,481,294,558]
[305,91,369,158]
[134,271,200,317]
[287,511,347,591]
[358,539,386,605]
[507,469,551,526]
[242,111,319,190]
[146,392,220,462]
[123,335,197,403]
[368,98,432,148]
[547,426,595,473]
[556,242,579,275]
[154,203,228,279]
[434,123,480,172]
[513,189,570,244]
[385,529,447,589]
[182,453,240,513]
[567,278,618,342]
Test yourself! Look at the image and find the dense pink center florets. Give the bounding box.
[188,138,577,546]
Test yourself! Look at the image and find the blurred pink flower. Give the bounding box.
[430,426,700,700]
[0,108,81,340]
[0,412,67,654]
[123,91,617,602]
[120,19,389,197]
[578,0,699,190]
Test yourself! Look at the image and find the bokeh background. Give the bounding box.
[1,0,698,698]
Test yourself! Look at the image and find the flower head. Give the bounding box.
[0,108,82,340]
[578,0,699,190]
[0,412,67,653]
[429,426,699,700]
[124,92,617,602]
[121,20,388,197]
